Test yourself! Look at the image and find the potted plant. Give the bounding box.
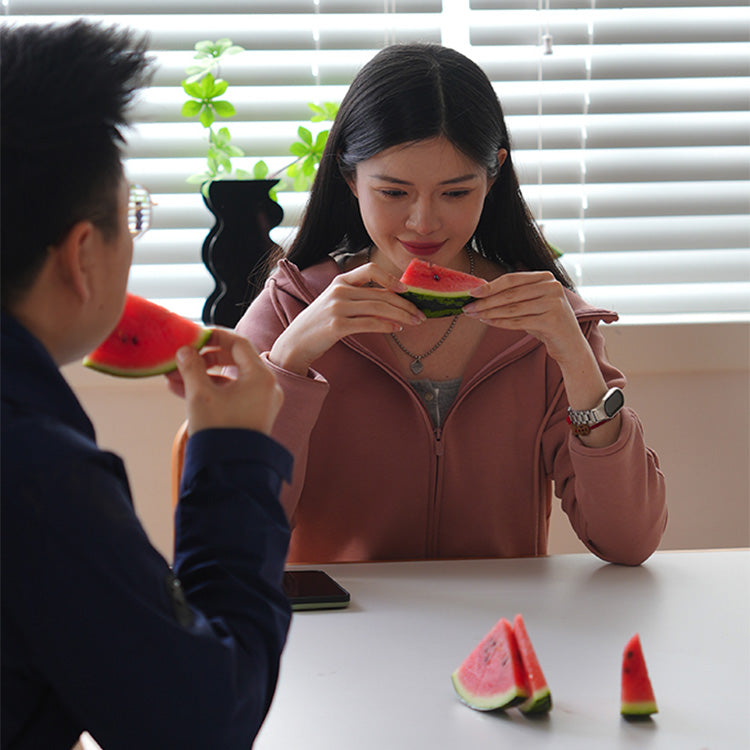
[180,38,338,326]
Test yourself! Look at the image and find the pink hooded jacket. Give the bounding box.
[235,257,667,565]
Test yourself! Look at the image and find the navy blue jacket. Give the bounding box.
[1,313,293,749]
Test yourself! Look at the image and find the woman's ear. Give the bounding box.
[52,220,96,303]
[486,149,509,194]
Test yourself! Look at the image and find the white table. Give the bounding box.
[255,550,750,749]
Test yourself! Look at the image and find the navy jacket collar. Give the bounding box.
[1,311,95,439]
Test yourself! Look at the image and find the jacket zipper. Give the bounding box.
[429,426,444,558]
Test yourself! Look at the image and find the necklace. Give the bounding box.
[388,248,475,376]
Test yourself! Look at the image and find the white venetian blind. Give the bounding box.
[3,0,749,324]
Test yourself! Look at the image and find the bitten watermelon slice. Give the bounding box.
[83,293,211,378]
[621,633,658,718]
[451,617,528,711]
[513,614,552,714]
[398,258,484,318]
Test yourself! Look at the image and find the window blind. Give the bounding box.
[4,0,749,324]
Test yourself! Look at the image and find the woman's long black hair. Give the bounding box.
[285,43,573,289]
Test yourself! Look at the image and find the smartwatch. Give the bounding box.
[566,387,624,436]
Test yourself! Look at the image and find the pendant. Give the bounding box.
[410,359,424,375]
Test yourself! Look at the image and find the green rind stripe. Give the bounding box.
[451,672,526,712]
[519,688,552,714]
[621,701,658,716]
[398,289,474,318]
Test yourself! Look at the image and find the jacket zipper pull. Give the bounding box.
[434,427,444,457]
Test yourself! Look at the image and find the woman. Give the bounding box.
[236,43,667,564]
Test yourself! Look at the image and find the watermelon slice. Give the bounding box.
[83,293,211,378]
[621,633,658,718]
[513,614,552,714]
[398,258,484,318]
[451,617,528,711]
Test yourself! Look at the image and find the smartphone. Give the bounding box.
[282,569,351,611]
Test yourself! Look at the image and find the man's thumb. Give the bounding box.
[175,345,199,379]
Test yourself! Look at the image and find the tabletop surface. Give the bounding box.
[254,549,750,750]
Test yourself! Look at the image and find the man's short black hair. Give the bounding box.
[0,20,154,306]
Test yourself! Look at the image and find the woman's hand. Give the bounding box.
[269,262,425,375]
[165,327,284,436]
[464,271,622,447]
[463,271,588,366]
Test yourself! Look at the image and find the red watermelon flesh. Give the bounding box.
[398,258,485,318]
[83,294,211,378]
[513,614,552,714]
[451,617,528,711]
[621,633,658,717]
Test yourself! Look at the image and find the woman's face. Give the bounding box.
[347,136,505,275]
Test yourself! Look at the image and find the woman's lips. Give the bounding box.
[400,241,445,257]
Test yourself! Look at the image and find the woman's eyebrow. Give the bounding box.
[368,173,480,185]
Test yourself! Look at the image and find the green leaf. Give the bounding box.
[197,73,216,98]
[253,160,270,179]
[195,40,216,55]
[308,103,324,119]
[182,80,205,98]
[323,102,339,119]
[314,130,329,150]
[209,79,229,98]
[212,100,236,118]
[297,126,313,146]
[234,168,252,180]
[213,126,231,145]
[289,142,309,158]
[309,101,339,122]
[199,107,215,128]
[302,155,315,177]
[181,100,202,117]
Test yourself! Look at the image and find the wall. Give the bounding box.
[63,321,750,562]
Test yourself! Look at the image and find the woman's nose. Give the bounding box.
[405,197,441,235]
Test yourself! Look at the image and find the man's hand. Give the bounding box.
[166,328,283,436]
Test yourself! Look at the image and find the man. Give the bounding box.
[1,20,292,749]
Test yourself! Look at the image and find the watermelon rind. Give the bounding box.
[621,700,659,718]
[451,617,528,712]
[513,613,552,715]
[83,326,210,377]
[451,672,526,712]
[398,288,474,318]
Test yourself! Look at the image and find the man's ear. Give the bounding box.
[52,220,97,303]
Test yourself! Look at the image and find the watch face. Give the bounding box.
[604,388,625,417]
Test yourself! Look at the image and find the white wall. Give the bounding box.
[63,321,750,562]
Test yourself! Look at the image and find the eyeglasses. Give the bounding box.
[128,184,153,239]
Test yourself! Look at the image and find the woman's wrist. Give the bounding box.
[269,334,312,376]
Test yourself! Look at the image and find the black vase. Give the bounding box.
[201,179,284,328]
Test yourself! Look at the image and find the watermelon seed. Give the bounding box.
[433,273,441,281]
